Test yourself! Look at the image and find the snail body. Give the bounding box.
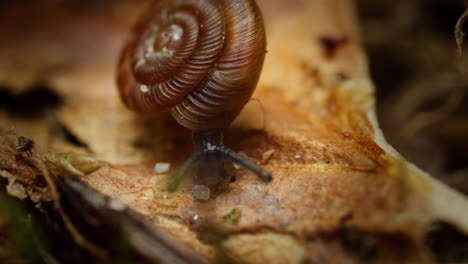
[117,0,271,196]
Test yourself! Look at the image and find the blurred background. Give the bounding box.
[359,0,468,195]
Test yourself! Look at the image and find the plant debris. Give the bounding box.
[45,152,102,177]
[223,208,242,225]
[154,162,171,174]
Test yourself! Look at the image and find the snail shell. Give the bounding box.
[117,0,267,131]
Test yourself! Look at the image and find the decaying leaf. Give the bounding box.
[45,152,102,177]
[0,0,468,263]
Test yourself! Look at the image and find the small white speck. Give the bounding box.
[183,209,201,225]
[193,214,199,221]
[262,149,275,162]
[135,58,146,69]
[233,163,241,169]
[161,47,174,57]
[295,153,303,159]
[108,197,126,211]
[154,162,171,174]
[206,143,216,151]
[170,24,183,40]
[140,85,149,93]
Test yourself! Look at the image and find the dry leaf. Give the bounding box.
[0,0,467,263]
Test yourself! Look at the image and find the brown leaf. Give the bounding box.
[1,0,468,263]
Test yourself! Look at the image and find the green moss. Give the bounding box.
[0,193,48,264]
[223,208,242,225]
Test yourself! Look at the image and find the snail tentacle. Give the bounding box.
[168,152,201,193]
[219,147,273,182]
[167,130,271,193]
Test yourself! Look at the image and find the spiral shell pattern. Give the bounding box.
[117,0,266,131]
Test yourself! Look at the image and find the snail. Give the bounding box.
[117,0,272,195]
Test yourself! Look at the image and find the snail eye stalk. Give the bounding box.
[168,130,272,193]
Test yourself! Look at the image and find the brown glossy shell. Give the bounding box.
[117,0,267,131]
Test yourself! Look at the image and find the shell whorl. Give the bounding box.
[117,0,266,131]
